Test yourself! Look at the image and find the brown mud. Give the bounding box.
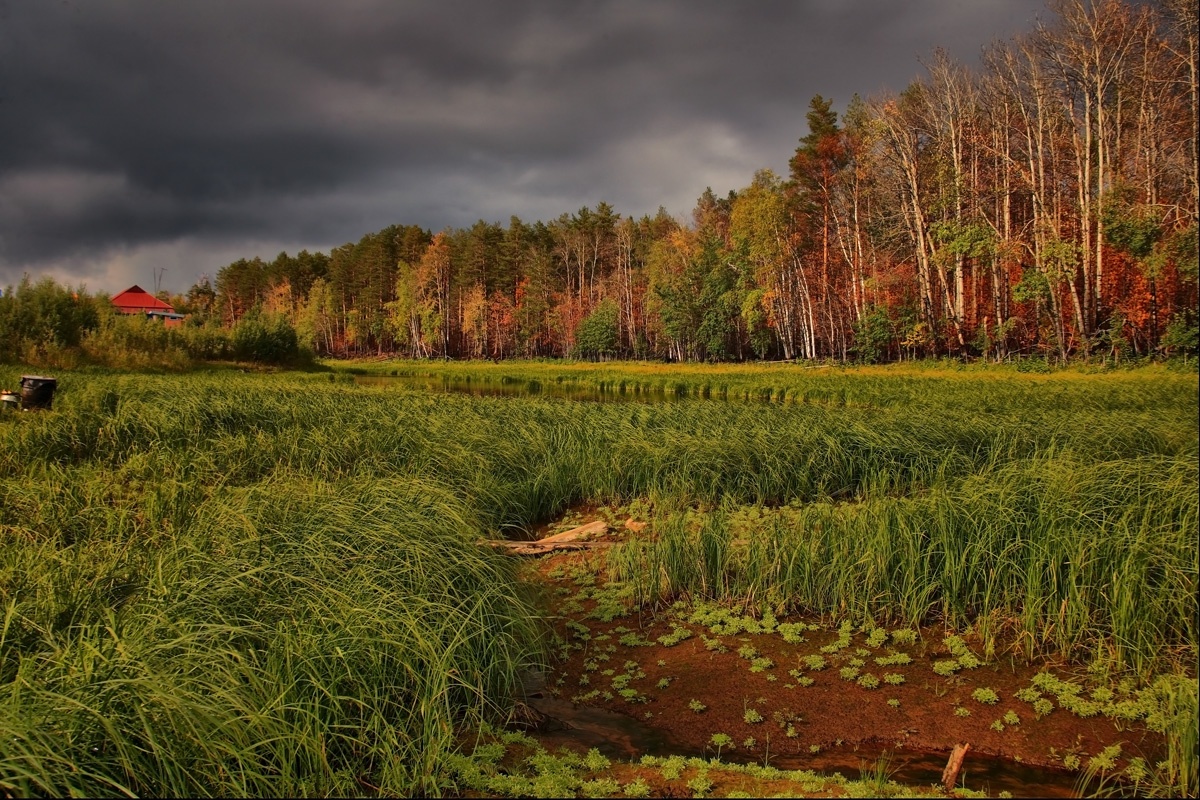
[511,516,1166,797]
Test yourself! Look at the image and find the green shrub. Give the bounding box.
[572,299,619,361]
[233,310,301,364]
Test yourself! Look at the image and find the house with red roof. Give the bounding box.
[111,285,185,327]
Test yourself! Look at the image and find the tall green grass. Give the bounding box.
[608,455,1197,673]
[0,462,543,794]
[0,363,1195,795]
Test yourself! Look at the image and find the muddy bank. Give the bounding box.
[510,539,1167,797]
[522,670,1083,797]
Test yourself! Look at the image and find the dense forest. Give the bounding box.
[5,0,1198,365]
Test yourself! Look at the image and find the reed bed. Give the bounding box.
[0,477,543,796]
[0,364,1195,796]
[608,454,1197,673]
[357,358,1199,419]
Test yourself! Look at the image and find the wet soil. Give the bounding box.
[522,672,1085,797]
[516,523,1167,798]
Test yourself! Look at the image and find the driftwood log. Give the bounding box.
[482,540,614,555]
[536,520,607,543]
[480,520,610,556]
[941,742,970,793]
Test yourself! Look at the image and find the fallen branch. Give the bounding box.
[480,540,614,556]
[479,519,611,556]
[536,520,607,544]
[941,742,970,793]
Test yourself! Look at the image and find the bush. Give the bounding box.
[572,299,620,361]
[80,311,190,370]
[179,323,233,361]
[1160,311,1198,360]
[853,305,894,364]
[232,310,300,364]
[0,277,100,363]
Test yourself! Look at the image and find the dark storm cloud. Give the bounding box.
[0,0,1045,292]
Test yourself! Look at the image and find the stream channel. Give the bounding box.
[521,672,1086,798]
[362,372,1093,796]
[353,374,791,403]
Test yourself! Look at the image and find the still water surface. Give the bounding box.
[353,373,794,404]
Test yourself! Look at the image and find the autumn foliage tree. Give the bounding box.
[206,0,1195,364]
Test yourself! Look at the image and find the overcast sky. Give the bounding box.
[0,0,1048,295]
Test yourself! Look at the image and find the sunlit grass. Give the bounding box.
[608,455,1197,673]
[0,361,1194,796]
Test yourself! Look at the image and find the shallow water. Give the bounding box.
[353,373,788,404]
[522,672,1084,798]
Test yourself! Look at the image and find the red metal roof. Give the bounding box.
[112,285,175,313]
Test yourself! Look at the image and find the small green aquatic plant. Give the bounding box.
[709,733,734,758]
[972,687,1000,705]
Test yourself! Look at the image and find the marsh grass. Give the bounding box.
[608,455,1197,673]
[347,358,1199,421]
[0,363,1194,796]
[0,465,543,795]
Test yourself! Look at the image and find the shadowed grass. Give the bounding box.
[0,478,543,797]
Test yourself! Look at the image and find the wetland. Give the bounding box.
[0,360,1195,797]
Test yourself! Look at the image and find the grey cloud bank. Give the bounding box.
[0,0,1045,294]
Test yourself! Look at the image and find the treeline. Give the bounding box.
[9,0,1199,366]
[200,0,1197,363]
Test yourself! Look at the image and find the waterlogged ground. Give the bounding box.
[2,363,1192,798]
[461,505,1176,798]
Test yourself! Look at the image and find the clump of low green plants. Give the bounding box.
[945,635,983,669]
[972,687,1000,705]
[658,755,689,781]
[657,625,692,647]
[777,621,814,644]
[687,772,714,797]
[623,777,652,797]
[820,621,855,654]
[933,659,963,677]
[875,652,912,667]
